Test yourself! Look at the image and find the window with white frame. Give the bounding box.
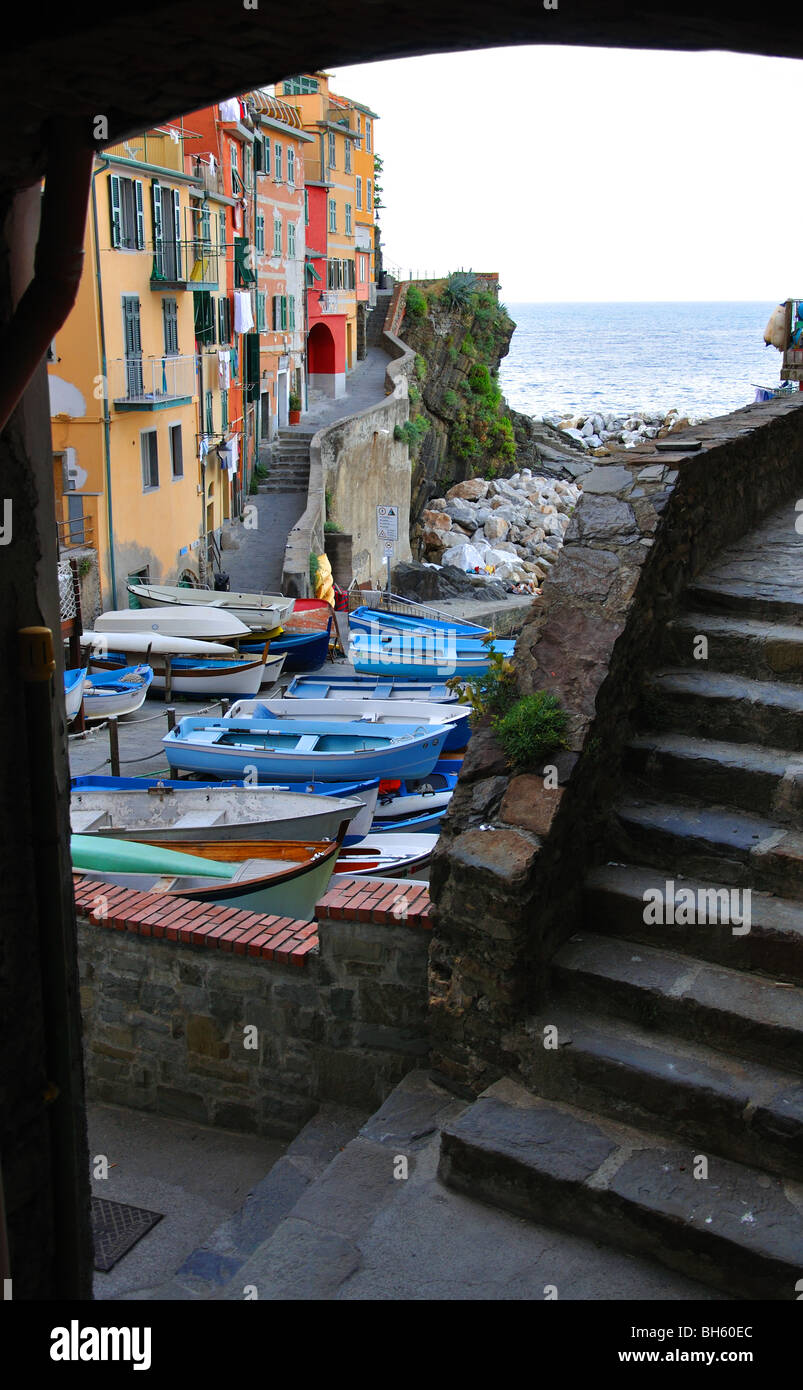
[274,143,283,182]
[367,179,372,212]
[356,176,362,210]
[287,147,295,185]
[256,292,267,331]
[366,120,372,152]
[345,203,352,236]
[327,131,336,168]
[141,430,159,491]
[288,222,296,257]
[230,141,242,195]
[255,214,265,253]
[273,216,282,255]
[328,199,336,233]
[344,140,352,174]
[108,174,145,250]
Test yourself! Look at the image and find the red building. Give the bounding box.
[304,183,347,398]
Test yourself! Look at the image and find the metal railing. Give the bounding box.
[57,516,95,549]
[110,354,196,406]
[149,239,220,287]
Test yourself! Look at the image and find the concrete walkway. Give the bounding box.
[303,345,390,432]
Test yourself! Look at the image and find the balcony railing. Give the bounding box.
[191,157,224,196]
[57,515,95,550]
[149,239,219,289]
[110,355,196,409]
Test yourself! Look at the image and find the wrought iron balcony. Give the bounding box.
[149,239,220,290]
[110,355,196,410]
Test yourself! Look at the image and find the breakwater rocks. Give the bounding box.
[540,407,704,454]
[419,471,582,594]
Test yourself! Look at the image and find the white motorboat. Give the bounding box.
[93,606,252,642]
[335,832,437,878]
[127,583,295,631]
[81,630,239,659]
[224,697,468,748]
[87,640,286,698]
[82,665,154,719]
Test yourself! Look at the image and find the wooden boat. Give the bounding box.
[71,774,381,840]
[241,619,332,673]
[349,605,490,640]
[64,667,87,724]
[162,716,450,782]
[82,665,153,720]
[224,697,469,752]
[81,630,239,659]
[94,605,252,642]
[127,582,295,631]
[101,827,437,882]
[70,783,367,844]
[351,635,510,681]
[71,827,344,921]
[89,644,285,698]
[284,674,459,704]
[335,832,438,877]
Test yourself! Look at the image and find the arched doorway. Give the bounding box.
[308,319,345,398]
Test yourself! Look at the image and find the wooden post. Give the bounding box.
[108,716,119,777]
[164,654,172,704]
[166,706,176,732]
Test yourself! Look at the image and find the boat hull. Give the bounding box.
[82,665,153,719]
[128,583,294,630]
[64,667,87,724]
[285,674,458,703]
[224,696,469,751]
[91,650,285,697]
[95,606,251,642]
[242,622,331,672]
[71,784,365,844]
[349,606,490,639]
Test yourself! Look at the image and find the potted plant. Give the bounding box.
[288,391,302,425]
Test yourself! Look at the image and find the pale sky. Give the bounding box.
[329,46,803,302]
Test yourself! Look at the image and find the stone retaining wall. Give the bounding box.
[282,328,415,595]
[77,875,432,1140]
[429,396,803,1097]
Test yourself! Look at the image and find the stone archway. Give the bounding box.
[308,319,345,398]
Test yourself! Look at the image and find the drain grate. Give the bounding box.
[91,1197,164,1272]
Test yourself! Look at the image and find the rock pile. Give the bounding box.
[420,471,582,593]
[540,407,703,454]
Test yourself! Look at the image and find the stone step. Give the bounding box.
[661,612,803,684]
[258,483,308,494]
[523,1007,803,1181]
[684,576,803,625]
[614,797,803,896]
[584,863,803,985]
[551,931,803,1073]
[641,668,803,751]
[624,731,803,823]
[438,1079,803,1300]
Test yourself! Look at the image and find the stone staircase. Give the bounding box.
[258,427,314,494]
[365,290,393,348]
[439,499,803,1300]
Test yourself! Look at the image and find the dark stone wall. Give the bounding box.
[78,908,431,1139]
[429,398,803,1097]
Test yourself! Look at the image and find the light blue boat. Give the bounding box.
[349,605,490,640]
[64,667,87,724]
[285,674,459,703]
[350,632,514,680]
[162,716,449,782]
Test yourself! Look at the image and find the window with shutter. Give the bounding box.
[304,189,309,225]
[109,174,123,247]
[366,121,372,153]
[255,215,265,253]
[218,209,226,251]
[288,223,296,258]
[287,148,295,186]
[221,390,228,430]
[140,429,159,490]
[256,292,266,331]
[134,181,145,249]
[289,296,295,331]
[234,236,256,285]
[328,200,336,233]
[356,177,362,211]
[367,180,372,212]
[327,132,336,168]
[274,144,282,182]
[218,296,232,344]
[344,141,352,174]
[193,291,215,345]
[273,218,282,256]
[281,297,288,331]
[122,296,143,397]
[205,391,214,434]
[162,297,179,355]
[345,204,352,236]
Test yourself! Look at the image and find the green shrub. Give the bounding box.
[450,644,519,725]
[461,333,477,359]
[442,388,458,410]
[492,692,569,770]
[442,270,479,310]
[405,285,427,319]
[408,384,420,405]
[309,552,319,589]
[415,353,427,381]
[447,346,459,364]
[324,520,343,533]
[394,416,430,455]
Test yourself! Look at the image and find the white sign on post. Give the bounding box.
[376,505,399,541]
[382,540,395,555]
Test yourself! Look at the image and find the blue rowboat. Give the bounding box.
[162,716,450,782]
[64,667,87,724]
[82,664,154,719]
[224,697,470,752]
[371,808,446,835]
[241,619,332,672]
[284,674,459,703]
[374,766,459,821]
[349,605,490,639]
[350,633,512,680]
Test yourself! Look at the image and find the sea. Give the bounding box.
[498,302,786,423]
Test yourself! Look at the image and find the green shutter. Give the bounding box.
[234,236,255,285]
[289,296,295,331]
[134,181,145,249]
[281,297,288,331]
[109,174,122,247]
[151,182,163,277]
[244,333,260,402]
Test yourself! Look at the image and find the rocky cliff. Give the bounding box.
[397,278,590,555]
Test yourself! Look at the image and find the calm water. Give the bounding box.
[498,302,783,422]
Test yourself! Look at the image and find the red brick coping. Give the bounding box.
[73,874,432,969]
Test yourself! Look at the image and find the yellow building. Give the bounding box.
[49,121,233,609]
[277,73,361,371]
[343,96,379,314]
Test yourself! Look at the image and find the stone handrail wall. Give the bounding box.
[429,396,803,1097]
[282,324,415,595]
